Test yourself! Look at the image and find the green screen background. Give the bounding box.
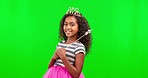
[0,0,148,78]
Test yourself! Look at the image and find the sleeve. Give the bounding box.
[75,44,86,55]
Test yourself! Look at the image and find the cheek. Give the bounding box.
[72,27,78,34]
[63,26,66,31]
[75,28,78,32]
[75,26,79,32]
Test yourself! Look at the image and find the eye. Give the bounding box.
[71,24,74,26]
[64,23,68,26]
[70,23,75,26]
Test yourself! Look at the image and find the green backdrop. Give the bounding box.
[0,0,148,78]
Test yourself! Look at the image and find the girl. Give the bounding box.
[43,7,92,78]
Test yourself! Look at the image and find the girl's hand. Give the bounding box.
[52,52,59,60]
[56,48,66,59]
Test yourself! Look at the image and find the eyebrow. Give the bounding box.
[64,21,76,24]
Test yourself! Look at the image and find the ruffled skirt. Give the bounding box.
[43,66,84,78]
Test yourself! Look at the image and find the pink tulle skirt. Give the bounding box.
[43,66,84,78]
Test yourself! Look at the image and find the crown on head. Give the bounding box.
[66,7,82,17]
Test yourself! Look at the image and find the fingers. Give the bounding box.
[55,48,66,59]
[56,48,65,52]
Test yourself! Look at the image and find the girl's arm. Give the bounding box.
[56,48,85,78]
[62,53,84,78]
[48,58,56,69]
[48,53,58,69]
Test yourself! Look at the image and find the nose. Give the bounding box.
[67,24,71,29]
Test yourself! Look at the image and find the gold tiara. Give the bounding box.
[66,7,82,17]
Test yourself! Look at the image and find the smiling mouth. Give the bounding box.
[66,31,72,33]
[65,30,72,34]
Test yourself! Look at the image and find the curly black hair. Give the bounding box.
[59,13,92,54]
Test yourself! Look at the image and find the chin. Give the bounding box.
[66,35,71,38]
[66,34,73,38]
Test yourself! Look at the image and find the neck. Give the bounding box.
[66,37,77,44]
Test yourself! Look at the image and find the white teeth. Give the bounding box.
[66,31,71,33]
[66,31,72,34]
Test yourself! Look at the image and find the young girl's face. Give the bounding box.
[63,16,78,39]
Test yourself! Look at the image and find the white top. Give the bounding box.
[54,41,85,67]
